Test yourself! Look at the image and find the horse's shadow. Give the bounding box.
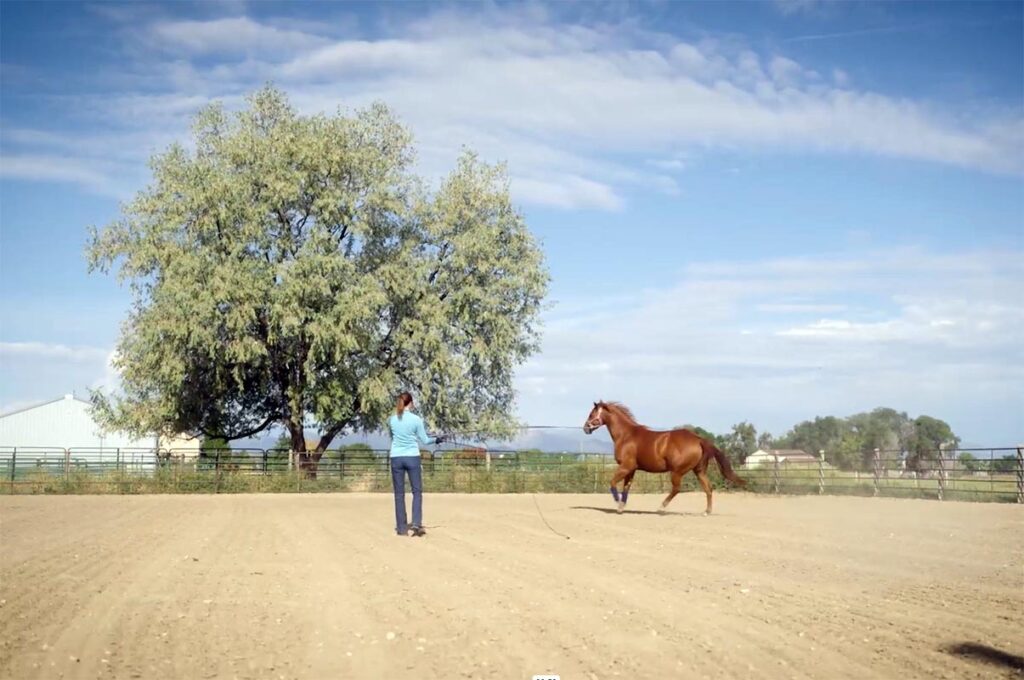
[569,505,693,517]
[942,643,1024,671]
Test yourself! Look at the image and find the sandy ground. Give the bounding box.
[1,492,1022,680]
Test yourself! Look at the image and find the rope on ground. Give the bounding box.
[532,493,571,540]
[431,435,571,540]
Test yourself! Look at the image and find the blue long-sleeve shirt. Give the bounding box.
[388,412,438,457]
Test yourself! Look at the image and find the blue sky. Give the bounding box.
[1,0,1021,447]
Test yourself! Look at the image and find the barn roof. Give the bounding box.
[0,394,92,419]
[749,449,816,458]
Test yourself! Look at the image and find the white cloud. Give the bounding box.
[0,342,110,363]
[276,39,431,79]
[91,350,123,393]
[151,17,330,55]
[511,174,624,211]
[756,303,848,314]
[773,0,829,16]
[8,7,1020,207]
[0,344,121,417]
[646,158,686,172]
[0,154,126,198]
[514,248,1024,442]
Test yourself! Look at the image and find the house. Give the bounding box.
[743,448,819,469]
[0,394,200,464]
[453,446,488,464]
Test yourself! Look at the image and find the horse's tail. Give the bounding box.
[704,441,747,487]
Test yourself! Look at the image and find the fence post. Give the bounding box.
[9,447,16,492]
[818,450,825,495]
[117,448,123,494]
[64,448,71,483]
[873,448,881,497]
[772,453,780,494]
[215,449,221,493]
[936,454,945,501]
[1016,446,1023,504]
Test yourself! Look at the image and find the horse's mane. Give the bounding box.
[601,401,638,424]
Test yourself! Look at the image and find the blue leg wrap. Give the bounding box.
[621,490,629,505]
[610,486,620,502]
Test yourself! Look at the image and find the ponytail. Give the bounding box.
[396,392,413,419]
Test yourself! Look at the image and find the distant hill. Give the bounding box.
[237,426,615,455]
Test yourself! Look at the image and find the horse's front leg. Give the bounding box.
[620,470,636,511]
[609,466,633,513]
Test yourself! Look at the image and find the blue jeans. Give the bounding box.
[390,456,423,534]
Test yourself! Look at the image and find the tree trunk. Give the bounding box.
[287,421,319,480]
[296,451,325,480]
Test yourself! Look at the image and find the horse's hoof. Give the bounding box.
[616,502,625,514]
[702,511,710,517]
[657,506,666,515]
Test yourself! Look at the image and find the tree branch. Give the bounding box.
[276,207,297,257]
[315,395,362,452]
[315,422,347,453]
[202,412,280,441]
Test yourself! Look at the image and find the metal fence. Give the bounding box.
[1,445,1021,503]
[735,447,1023,503]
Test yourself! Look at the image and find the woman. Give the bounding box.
[387,391,444,537]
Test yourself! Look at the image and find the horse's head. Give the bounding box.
[583,401,606,434]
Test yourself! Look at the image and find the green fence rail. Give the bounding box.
[1,446,1021,503]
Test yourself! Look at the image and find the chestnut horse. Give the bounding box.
[583,401,746,514]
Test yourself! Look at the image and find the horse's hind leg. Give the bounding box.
[659,470,684,513]
[696,469,713,516]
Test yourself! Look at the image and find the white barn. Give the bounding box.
[0,394,199,466]
[743,448,820,469]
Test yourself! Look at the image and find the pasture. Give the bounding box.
[1,493,1021,679]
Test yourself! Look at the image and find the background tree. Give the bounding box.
[958,452,978,473]
[776,416,854,468]
[905,415,960,471]
[199,435,230,457]
[679,424,719,445]
[87,86,549,475]
[991,455,1017,474]
[776,409,959,471]
[338,442,376,463]
[721,421,757,464]
[272,433,293,453]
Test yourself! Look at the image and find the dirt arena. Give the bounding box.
[1,492,1021,680]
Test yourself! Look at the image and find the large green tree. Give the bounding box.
[87,86,549,472]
